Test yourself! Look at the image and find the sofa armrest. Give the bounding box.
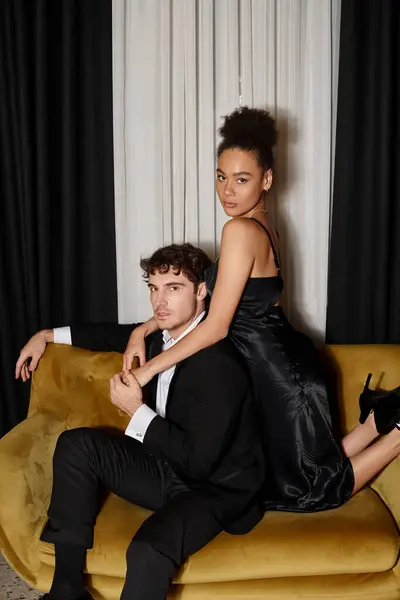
[29,344,136,431]
[370,458,400,586]
[0,345,138,587]
[0,409,67,586]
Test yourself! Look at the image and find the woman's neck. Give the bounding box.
[246,199,267,219]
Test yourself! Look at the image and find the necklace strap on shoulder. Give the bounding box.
[247,207,268,219]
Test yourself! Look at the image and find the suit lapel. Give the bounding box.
[146,331,164,360]
[164,363,183,419]
[144,323,196,417]
[144,332,163,412]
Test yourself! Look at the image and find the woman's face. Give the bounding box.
[216,148,271,217]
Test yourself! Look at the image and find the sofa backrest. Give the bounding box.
[30,345,137,431]
[30,343,400,436]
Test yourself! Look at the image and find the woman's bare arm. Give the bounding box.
[123,316,160,369]
[141,316,159,336]
[142,218,259,379]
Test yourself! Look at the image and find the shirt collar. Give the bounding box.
[162,310,206,347]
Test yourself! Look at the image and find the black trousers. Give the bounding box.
[41,428,223,600]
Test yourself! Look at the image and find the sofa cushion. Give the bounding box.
[38,487,400,584]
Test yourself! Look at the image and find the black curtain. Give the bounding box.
[0,0,117,436]
[326,0,400,344]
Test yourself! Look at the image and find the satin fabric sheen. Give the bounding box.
[205,262,354,512]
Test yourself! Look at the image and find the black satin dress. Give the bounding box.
[204,219,354,512]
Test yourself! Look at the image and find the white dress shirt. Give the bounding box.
[53,310,206,443]
[125,310,206,442]
[53,326,72,345]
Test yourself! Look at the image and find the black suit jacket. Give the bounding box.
[71,322,265,533]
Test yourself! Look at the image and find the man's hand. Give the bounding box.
[15,329,53,382]
[110,371,144,417]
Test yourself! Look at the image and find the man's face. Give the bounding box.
[148,269,206,338]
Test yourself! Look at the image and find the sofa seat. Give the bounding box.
[39,486,399,585]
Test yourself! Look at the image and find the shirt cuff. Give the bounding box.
[125,404,157,443]
[53,326,72,345]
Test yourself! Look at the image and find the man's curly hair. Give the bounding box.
[217,106,278,171]
[140,243,212,289]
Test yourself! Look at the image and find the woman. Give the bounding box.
[123,107,400,511]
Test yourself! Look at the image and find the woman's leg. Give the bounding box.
[341,413,379,458]
[350,427,400,495]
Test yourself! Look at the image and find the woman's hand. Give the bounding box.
[123,317,160,370]
[123,325,147,370]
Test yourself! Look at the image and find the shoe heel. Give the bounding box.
[359,373,374,424]
[363,372,372,393]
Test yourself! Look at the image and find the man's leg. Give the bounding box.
[122,489,223,600]
[41,427,167,599]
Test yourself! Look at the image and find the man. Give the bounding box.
[16,243,265,600]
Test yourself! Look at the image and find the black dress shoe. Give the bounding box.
[40,593,92,600]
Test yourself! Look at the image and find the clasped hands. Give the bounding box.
[109,365,152,417]
[110,325,152,417]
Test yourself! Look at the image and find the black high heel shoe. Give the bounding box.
[359,373,400,434]
[373,389,400,435]
[359,373,376,424]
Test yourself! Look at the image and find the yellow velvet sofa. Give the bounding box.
[1,344,400,600]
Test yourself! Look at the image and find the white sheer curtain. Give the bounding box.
[112,0,341,340]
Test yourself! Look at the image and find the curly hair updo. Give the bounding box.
[217,106,277,172]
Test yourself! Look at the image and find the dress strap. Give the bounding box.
[248,217,281,271]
